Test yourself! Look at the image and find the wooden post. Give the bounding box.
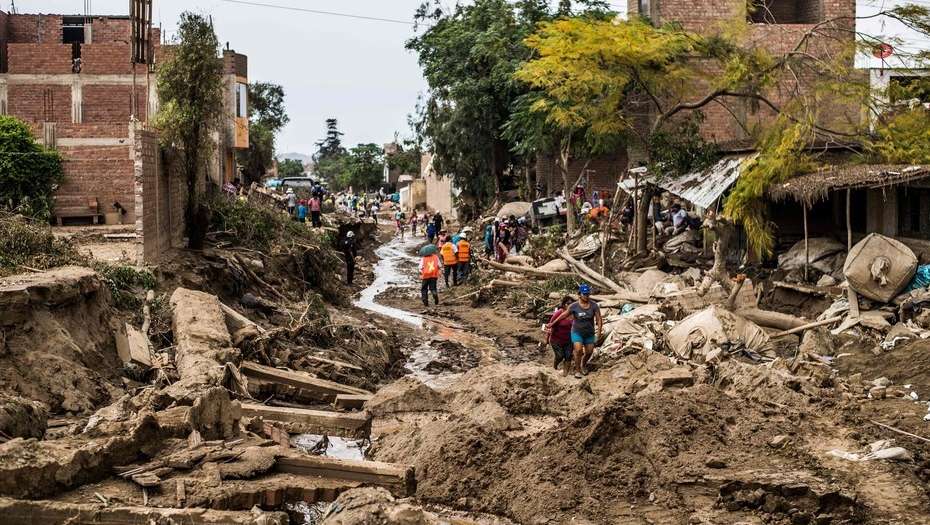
[801,203,811,282]
[846,188,852,250]
[632,172,639,250]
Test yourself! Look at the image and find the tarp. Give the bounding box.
[618,155,752,209]
[496,202,532,219]
[666,306,768,361]
[778,238,846,273]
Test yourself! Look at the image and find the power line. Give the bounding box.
[218,0,416,26]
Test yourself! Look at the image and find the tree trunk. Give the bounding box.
[635,186,655,254]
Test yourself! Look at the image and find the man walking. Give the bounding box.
[309,195,322,228]
[341,231,357,285]
[457,233,471,282]
[439,236,458,287]
[419,249,440,307]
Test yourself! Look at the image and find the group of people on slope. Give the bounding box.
[545,283,603,378]
[484,215,529,263]
[285,188,325,228]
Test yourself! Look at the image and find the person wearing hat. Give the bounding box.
[439,234,459,287]
[286,188,297,217]
[457,232,471,282]
[340,231,358,285]
[546,283,602,378]
[419,247,441,307]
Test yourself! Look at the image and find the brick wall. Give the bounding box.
[8,84,71,123]
[536,151,629,196]
[81,43,131,73]
[137,126,185,262]
[0,11,8,72]
[7,14,61,43]
[7,43,73,73]
[89,17,130,43]
[57,145,135,222]
[82,85,147,123]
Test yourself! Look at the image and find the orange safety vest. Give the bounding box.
[457,240,471,263]
[440,242,458,265]
[421,254,440,279]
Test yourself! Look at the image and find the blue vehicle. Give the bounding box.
[264,179,282,189]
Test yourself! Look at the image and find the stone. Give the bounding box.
[705,458,727,469]
[869,386,886,399]
[769,434,791,448]
[872,377,892,388]
[656,368,695,388]
[704,348,724,365]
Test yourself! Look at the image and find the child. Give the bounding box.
[296,200,308,223]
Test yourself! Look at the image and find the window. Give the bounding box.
[62,17,86,44]
[747,0,822,24]
[236,82,247,118]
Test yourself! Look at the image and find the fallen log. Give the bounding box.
[239,362,370,402]
[770,316,844,338]
[0,497,286,524]
[558,249,627,294]
[240,403,371,438]
[738,308,807,331]
[485,260,574,279]
[490,279,523,288]
[275,455,415,497]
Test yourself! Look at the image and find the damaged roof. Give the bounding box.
[768,164,930,205]
[619,155,751,210]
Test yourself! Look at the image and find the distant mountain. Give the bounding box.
[276,152,312,165]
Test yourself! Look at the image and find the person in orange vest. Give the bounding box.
[419,250,441,307]
[439,236,459,287]
[457,233,471,282]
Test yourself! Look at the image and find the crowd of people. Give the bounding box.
[484,215,530,263]
[284,184,329,228]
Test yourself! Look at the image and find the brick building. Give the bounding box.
[0,10,249,261]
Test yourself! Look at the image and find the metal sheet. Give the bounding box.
[619,155,751,209]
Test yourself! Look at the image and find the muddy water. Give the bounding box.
[354,235,498,387]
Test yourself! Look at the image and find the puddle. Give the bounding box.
[291,433,368,461]
[353,236,424,328]
[354,235,498,386]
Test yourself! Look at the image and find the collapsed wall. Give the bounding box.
[0,267,123,415]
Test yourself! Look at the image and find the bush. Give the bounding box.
[0,116,64,220]
[95,264,156,310]
[0,213,84,275]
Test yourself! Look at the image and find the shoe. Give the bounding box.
[574,373,582,379]
[553,358,562,370]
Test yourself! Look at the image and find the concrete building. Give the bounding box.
[421,153,458,220]
[0,10,249,260]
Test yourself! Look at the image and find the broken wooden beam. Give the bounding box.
[276,454,415,497]
[485,260,574,279]
[239,362,370,402]
[334,394,372,411]
[240,403,371,439]
[0,497,287,524]
[219,302,266,334]
[304,355,364,372]
[737,308,807,331]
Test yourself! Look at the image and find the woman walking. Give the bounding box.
[545,296,575,376]
[546,284,602,378]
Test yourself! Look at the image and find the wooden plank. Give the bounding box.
[304,355,364,372]
[240,403,371,439]
[276,455,415,497]
[239,362,370,402]
[334,394,371,411]
[220,303,266,334]
[0,497,287,525]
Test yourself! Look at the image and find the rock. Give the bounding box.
[869,386,887,399]
[364,377,445,417]
[848,373,862,385]
[706,458,727,469]
[0,394,48,439]
[656,368,695,388]
[872,377,892,388]
[816,275,838,287]
[769,434,791,448]
[799,327,836,357]
[704,348,724,365]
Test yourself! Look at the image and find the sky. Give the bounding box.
[15,1,930,156]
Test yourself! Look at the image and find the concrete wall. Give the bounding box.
[400,179,426,212]
[135,125,185,262]
[421,153,457,219]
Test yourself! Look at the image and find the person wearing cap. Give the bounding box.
[340,231,358,285]
[419,248,441,307]
[546,283,602,378]
[457,232,471,282]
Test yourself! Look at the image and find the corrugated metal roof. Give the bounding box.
[619,155,751,209]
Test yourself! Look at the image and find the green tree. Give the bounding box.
[408,0,613,214]
[155,12,224,250]
[346,143,385,191]
[239,82,289,185]
[278,158,305,178]
[0,116,63,220]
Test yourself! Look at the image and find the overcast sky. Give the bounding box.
[16,1,930,156]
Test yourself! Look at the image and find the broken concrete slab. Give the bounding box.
[363,377,445,417]
[115,323,153,368]
[240,403,371,438]
[0,496,287,524]
[655,368,695,388]
[163,288,239,400]
[189,387,242,440]
[239,361,370,402]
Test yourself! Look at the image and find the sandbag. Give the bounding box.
[666,306,768,361]
[843,233,917,303]
[778,237,846,272]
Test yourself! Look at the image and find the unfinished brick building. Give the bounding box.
[0,11,249,261]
